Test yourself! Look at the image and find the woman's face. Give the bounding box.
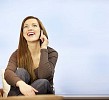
[23,18,40,42]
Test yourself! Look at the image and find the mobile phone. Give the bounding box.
[39,30,44,45]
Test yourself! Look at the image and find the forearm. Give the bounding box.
[35,48,58,78]
[4,50,19,87]
[38,49,54,78]
[4,69,21,87]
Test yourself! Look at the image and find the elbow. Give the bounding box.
[4,70,8,82]
[38,71,53,79]
[55,51,58,59]
[4,70,6,80]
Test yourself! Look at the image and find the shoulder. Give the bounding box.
[47,46,58,57]
[12,49,18,55]
[9,49,18,58]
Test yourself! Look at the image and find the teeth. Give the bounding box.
[27,32,35,36]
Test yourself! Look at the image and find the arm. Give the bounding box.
[4,50,21,87]
[35,47,58,79]
[4,50,38,95]
[35,32,58,79]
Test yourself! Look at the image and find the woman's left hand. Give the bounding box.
[40,30,48,49]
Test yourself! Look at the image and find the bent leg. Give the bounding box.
[8,68,30,96]
[31,79,53,94]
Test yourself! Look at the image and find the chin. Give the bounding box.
[27,39,39,42]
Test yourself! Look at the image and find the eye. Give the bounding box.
[33,24,37,27]
[23,25,28,28]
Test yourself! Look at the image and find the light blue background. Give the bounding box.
[0,0,109,95]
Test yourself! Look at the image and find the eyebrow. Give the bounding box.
[32,23,37,25]
[24,23,37,25]
[24,24,28,26]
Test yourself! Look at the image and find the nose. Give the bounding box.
[28,25,33,31]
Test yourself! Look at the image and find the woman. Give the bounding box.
[4,16,58,96]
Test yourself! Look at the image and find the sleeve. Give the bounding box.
[34,47,58,79]
[4,50,21,87]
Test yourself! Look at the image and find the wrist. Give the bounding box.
[41,46,47,49]
[16,80,25,87]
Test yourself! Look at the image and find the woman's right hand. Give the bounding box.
[40,30,48,49]
[16,80,38,96]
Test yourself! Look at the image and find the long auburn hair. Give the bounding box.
[17,16,48,82]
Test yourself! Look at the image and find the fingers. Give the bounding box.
[40,30,48,49]
[32,87,38,93]
[25,92,35,96]
[24,89,37,96]
[41,30,43,36]
[20,85,38,96]
[40,30,47,42]
[27,88,38,96]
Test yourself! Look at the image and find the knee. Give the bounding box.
[16,68,27,74]
[37,79,50,86]
[16,68,29,76]
[16,68,30,83]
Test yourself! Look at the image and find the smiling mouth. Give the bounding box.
[27,32,35,36]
